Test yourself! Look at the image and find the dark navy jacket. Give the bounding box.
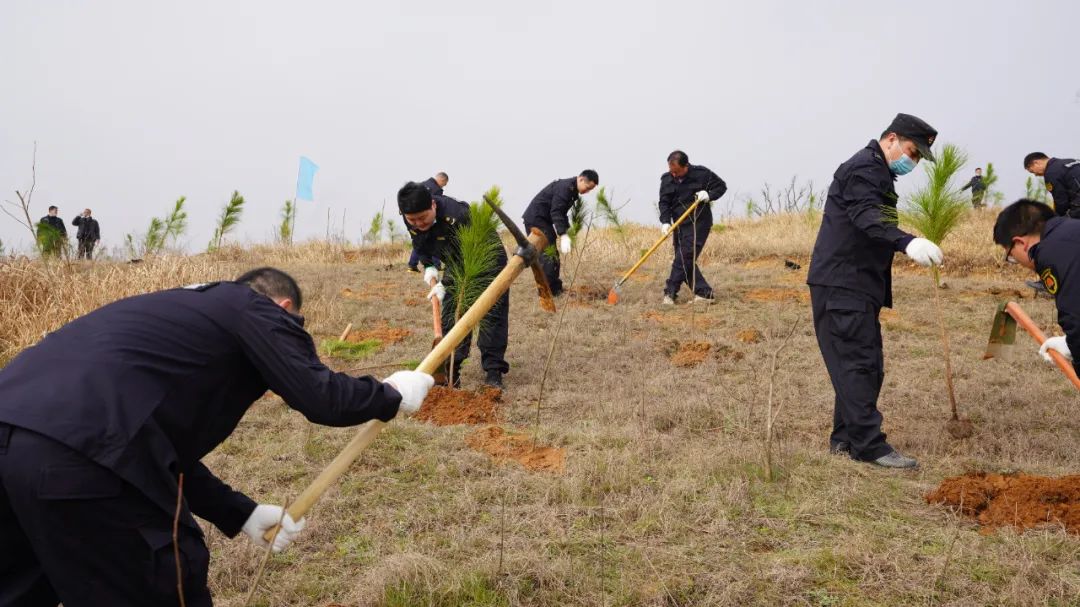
[72,215,100,241]
[38,215,67,238]
[1043,158,1080,218]
[0,282,402,536]
[1030,216,1080,374]
[523,177,580,235]
[658,165,727,226]
[421,177,444,196]
[807,140,915,308]
[407,194,470,269]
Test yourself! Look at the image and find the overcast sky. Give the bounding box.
[2,1,1078,252]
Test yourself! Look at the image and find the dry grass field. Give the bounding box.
[2,209,1078,606]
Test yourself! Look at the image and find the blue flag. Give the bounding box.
[295,156,319,201]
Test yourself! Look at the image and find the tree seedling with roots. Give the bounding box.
[887,143,973,438]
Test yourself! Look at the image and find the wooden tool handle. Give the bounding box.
[615,198,703,287]
[1005,302,1080,391]
[429,277,443,339]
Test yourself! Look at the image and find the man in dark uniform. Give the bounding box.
[37,205,67,256]
[960,167,987,208]
[408,172,449,273]
[522,170,599,296]
[994,199,1080,370]
[399,181,510,389]
[0,267,434,606]
[658,151,726,305]
[807,113,943,469]
[1024,152,1080,218]
[72,208,101,260]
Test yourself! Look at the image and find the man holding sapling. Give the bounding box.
[658,151,727,305]
[1023,152,1080,218]
[522,170,599,296]
[994,199,1080,371]
[407,171,450,273]
[0,267,433,606]
[399,181,510,389]
[807,113,942,469]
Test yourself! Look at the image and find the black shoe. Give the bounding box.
[871,450,918,469]
[829,441,851,456]
[483,370,504,389]
[407,265,420,274]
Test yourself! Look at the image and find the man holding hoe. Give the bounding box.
[522,170,599,297]
[658,151,727,305]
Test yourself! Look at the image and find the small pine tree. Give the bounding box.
[143,217,166,255]
[208,191,245,251]
[162,197,188,246]
[1025,175,1050,204]
[364,207,385,245]
[279,199,297,245]
[981,163,1004,206]
[567,195,587,244]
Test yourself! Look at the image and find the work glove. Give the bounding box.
[242,504,306,553]
[383,370,435,414]
[1039,336,1073,363]
[695,190,710,204]
[559,234,572,255]
[661,223,671,235]
[427,281,446,303]
[904,238,943,267]
[422,266,439,285]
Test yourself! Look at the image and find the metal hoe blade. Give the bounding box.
[983,302,1017,360]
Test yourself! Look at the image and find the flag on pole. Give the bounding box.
[295,156,319,201]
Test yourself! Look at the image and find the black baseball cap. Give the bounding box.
[885,113,938,163]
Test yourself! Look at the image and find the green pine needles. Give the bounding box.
[209,191,245,251]
[279,199,297,245]
[887,143,969,246]
[444,186,504,320]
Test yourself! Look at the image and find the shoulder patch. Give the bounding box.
[1046,182,1054,192]
[1040,267,1059,295]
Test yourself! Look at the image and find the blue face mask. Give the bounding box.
[890,154,917,176]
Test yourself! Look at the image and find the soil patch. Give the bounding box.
[413,386,501,426]
[670,341,711,367]
[927,472,1080,534]
[742,288,809,304]
[465,425,566,473]
[567,284,608,303]
[714,344,746,364]
[340,282,397,301]
[346,324,411,346]
[736,329,764,344]
[641,310,716,329]
[403,297,425,307]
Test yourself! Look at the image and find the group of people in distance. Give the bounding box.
[35,205,101,259]
[1,111,1078,604]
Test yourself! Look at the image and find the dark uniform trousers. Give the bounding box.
[441,248,511,375]
[0,424,212,607]
[665,215,713,299]
[809,286,891,461]
[524,222,563,296]
[77,239,95,260]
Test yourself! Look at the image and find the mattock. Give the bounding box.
[264,199,556,541]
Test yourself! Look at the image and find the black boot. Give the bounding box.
[483,370,503,389]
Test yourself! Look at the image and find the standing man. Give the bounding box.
[960,167,987,208]
[993,199,1080,372]
[37,205,67,257]
[72,208,101,260]
[399,181,510,389]
[408,172,450,273]
[1023,153,1080,218]
[0,267,434,605]
[806,113,943,469]
[658,151,726,305]
[522,170,599,296]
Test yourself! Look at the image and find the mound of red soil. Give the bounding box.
[346,324,411,346]
[465,425,566,473]
[927,472,1080,534]
[670,341,711,367]
[736,328,764,344]
[413,386,501,426]
[568,285,608,301]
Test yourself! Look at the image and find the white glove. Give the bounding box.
[559,234,572,255]
[904,238,943,267]
[695,190,710,204]
[242,504,306,553]
[427,282,446,303]
[661,223,671,234]
[383,370,435,414]
[1039,336,1073,363]
[422,266,439,285]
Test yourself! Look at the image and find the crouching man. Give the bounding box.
[0,267,433,606]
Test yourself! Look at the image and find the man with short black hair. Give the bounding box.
[807,113,943,470]
[399,181,510,388]
[408,172,451,272]
[1024,152,1080,218]
[960,168,987,208]
[37,205,67,256]
[0,267,434,605]
[993,199,1080,370]
[522,170,599,296]
[658,151,726,305]
[72,208,101,260]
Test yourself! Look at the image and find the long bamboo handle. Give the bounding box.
[264,231,547,540]
[614,198,703,288]
[1005,301,1080,391]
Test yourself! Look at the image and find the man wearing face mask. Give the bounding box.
[807,113,942,469]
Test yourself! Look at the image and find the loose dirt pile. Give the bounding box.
[669,341,711,367]
[465,425,566,473]
[927,472,1080,534]
[567,284,608,305]
[413,386,501,426]
[736,328,764,344]
[742,288,809,304]
[346,324,411,346]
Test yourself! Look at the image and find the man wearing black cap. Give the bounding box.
[398,181,510,389]
[807,113,943,469]
[1023,153,1080,218]
[658,151,727,305]
[522,170,599,296]
[407,172,450,273]
[993,199,1080,371]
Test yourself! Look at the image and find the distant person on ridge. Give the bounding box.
[37,205,67,257]
[72,208,101,260]
[960,167,987,208]
[658,151,726,305]
[522,170,599,297]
